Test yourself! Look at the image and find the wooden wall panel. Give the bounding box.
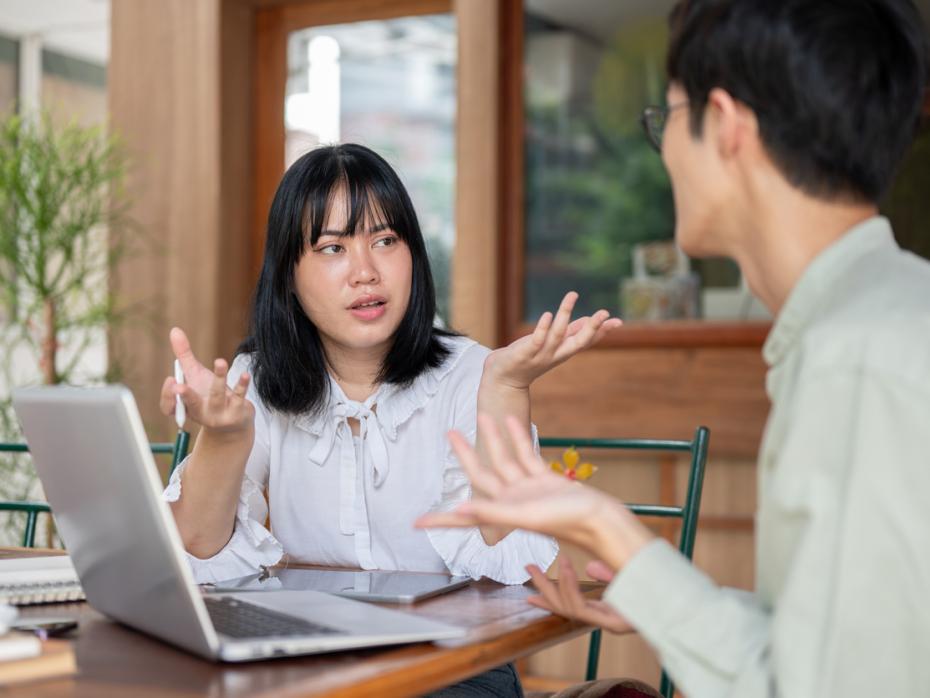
[110,0,254,438]
[532,346,769,458]
[220,0,258,359]
[451,0,501,345]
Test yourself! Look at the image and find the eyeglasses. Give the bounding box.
[640,102,688,153]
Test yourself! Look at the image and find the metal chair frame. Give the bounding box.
[0,430,189,547]
[539,426,710,698]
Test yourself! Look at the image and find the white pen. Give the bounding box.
[174,359,186,430]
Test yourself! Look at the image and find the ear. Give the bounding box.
[705,87,758,160]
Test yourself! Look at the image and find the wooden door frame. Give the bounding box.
[251,0,453,282]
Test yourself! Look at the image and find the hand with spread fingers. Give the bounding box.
[525,558,634,635]
[483,291,622,390]
[416,414,654,571]
[472,292,620,546]
[158,327,254,435]
[159,327,257,559]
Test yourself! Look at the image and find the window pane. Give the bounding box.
[286,15,456,323]
[522,0,767,323]
[41,48,107,127]
[0,33,17,113]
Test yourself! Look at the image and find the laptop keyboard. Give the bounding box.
[204,596,342,639]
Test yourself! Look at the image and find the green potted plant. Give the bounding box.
[0,111,131,544]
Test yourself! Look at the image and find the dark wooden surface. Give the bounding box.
[2,549,601,697]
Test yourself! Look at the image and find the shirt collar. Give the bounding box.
[762,216,896,368]
[293,376,382,436]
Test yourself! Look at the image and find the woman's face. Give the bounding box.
[293,186,413,360]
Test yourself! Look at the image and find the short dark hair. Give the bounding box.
[239,143,453,416]
[667,0,929,202]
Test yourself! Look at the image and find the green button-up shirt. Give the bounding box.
[605,217,930,696]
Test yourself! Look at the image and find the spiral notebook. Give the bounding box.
[0,556,84,605]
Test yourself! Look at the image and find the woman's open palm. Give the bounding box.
[484,292,621,389]
[159,327,254,433]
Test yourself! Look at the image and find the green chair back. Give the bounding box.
[0,429,190,547]
[539,426,710,698]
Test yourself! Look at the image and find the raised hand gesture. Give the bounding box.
[417,414,653,571]
[158,327,254,435]
[483,292,621,390]
[526,557,634,635]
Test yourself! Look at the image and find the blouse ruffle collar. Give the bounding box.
[290,335,477,440]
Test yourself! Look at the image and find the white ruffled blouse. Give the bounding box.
[164,335,559,585]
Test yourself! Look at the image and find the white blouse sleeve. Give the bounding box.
[422,344,559,584]
[163,354,284,584]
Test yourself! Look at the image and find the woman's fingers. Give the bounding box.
[564,316,591,338]
[206,358,229,410]
[542,292,579,355]
[173,382,203,416]
[169,327,205,377]
[231,371,250,398]
[159,376,177,416]
[531,311,553,350]
[561,311,608,354]
[553,311,621,364]
[591,317,622,344]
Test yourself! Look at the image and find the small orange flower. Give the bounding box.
[550,447,597,481]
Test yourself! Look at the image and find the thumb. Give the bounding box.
[170,326,206,376]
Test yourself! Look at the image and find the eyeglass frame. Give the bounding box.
[640,101,689,153]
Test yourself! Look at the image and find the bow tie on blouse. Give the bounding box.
[306,396,390,543]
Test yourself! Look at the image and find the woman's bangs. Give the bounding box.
[344,163,413,242]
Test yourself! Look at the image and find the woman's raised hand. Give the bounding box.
[159,327,254,434]
[483,292,621,390]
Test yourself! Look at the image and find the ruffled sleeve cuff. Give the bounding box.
[426,524,559,585]
[163,458,284,584]
[423,454,559,584]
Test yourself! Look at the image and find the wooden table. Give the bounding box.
[3,548,600,697]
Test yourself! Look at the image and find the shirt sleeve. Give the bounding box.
[603,368,930,697]
[162,355,284,584]
[421,344,559,584]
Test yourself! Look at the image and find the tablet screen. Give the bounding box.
[209,568,471,603]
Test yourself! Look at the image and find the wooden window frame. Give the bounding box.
[252,0,453,282]
[497,0,770,348]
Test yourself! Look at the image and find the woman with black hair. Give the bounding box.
[160,144,617,594]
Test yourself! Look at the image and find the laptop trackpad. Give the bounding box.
[224,590,464,636]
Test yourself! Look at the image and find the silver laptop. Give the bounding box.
[12,385,465,662]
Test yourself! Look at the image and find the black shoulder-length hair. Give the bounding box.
[239,143,454,416]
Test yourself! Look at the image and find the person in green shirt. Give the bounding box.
[419,1,930,696]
